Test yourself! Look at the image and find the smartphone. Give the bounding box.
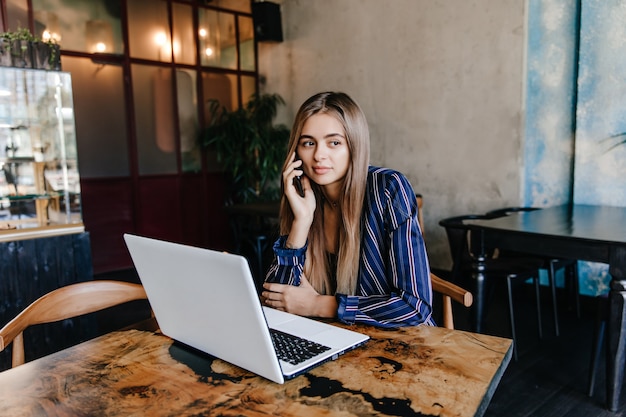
[293,156,305,197]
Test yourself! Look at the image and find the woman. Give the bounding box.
[263,92,434,328]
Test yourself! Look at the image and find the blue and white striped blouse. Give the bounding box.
[265,166,435,328]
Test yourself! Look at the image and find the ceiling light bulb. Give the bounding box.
[155,32,167,46]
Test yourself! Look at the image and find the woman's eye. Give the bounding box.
[330,140,341,147]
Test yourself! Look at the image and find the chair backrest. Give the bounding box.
[417,196,473,329]
[416,194,425,239]
[438,214,493,283]
[484,207,541,258]
[485,206,539,219]
[0,280,148,368]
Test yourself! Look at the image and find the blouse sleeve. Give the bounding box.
[264,235,306,286]
[336,171,434,328]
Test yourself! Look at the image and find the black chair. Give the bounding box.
[439,214,545,361]
[587,293,608,397]
[485,207,581,336]
[226,203,279,292]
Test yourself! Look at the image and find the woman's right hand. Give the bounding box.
[283,153,316,248]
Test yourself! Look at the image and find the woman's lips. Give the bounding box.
[312,166,331,175]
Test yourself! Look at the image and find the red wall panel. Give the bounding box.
[81,178,135,274]
[81,173,233,275]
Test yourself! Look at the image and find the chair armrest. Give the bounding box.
[431,273,473,307]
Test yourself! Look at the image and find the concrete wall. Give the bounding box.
[258,0,528,271]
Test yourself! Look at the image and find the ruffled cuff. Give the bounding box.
[273,236,307,265]
[336,294,359,324]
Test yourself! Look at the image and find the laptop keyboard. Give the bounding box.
[270,329,331,365]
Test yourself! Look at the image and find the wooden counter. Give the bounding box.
[0,230,93,370]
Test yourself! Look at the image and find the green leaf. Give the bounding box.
[198,93,290,203]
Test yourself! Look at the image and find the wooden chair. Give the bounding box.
[417,194,473,329]
[430,273,473,329]
[0,280,148,368]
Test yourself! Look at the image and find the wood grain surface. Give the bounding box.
[0,324,511,417]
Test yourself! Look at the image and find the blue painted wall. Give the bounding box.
[524,0,626,296]
[574,0,626,205]
[524,0,578,208]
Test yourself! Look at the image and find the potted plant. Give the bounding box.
[0,33,11,67]
[31,37,61,70]
[0,27,61,70]
[200,93,290,204]
[0,27,35,68]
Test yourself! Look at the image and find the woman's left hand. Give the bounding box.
[262,275,336,318]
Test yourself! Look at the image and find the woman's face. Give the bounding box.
[297,113,351,189]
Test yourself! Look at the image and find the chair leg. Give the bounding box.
[588,295,608,397]
[506,275,518,362]
[533,275,543,340]
[548,260,560,337]
[571,262,581,319]
[588,319,605,396]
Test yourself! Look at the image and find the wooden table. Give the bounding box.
[0,323,512,417]
[467,204,626,411]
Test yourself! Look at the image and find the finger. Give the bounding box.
[283,171,301,198]
[263,282,280,292]
[291,152,303,168]
[266,298,283,309]
[263,289,283,300]
[286,153,302,173]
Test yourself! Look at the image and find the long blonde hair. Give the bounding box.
[279,92,370,295]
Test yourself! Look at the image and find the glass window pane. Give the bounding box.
[241,75,256,106]
[63,56,129,178]
[177,69,200,173]
[201,71,237,172]
[132,64,177,175]
[198,9,237,69]
[5,0,29,32]
[202,71,238,117]
[32,0,123,54]
[239,16,255,71]
[172,3,195,65]
[127,0,171,62]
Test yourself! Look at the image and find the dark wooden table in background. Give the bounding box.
[467,204,626,411]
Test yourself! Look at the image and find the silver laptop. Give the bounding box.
[123,233,369,384]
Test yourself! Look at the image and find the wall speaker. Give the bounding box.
[252,2,283,42]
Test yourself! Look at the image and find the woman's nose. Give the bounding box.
[313,146,327,161]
